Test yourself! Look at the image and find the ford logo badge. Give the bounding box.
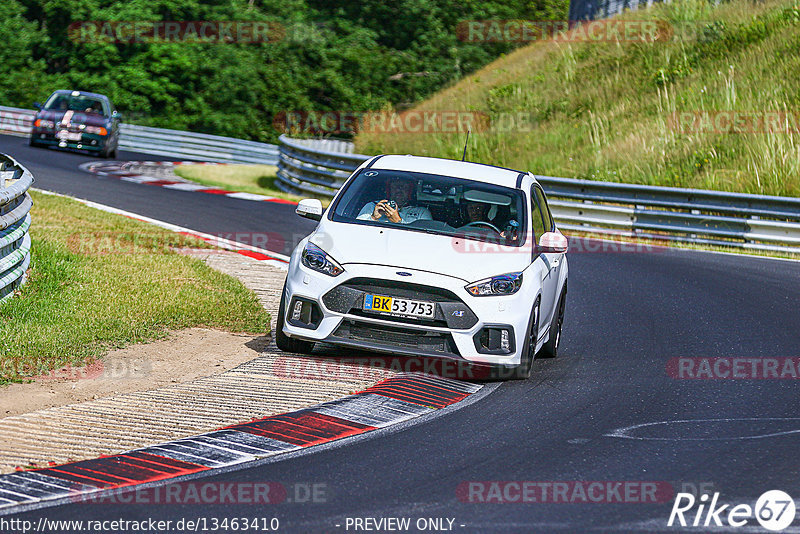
[396,272,412,277]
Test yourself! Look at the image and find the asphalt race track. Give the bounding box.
[2,133,800,532]
[0,134,313,257]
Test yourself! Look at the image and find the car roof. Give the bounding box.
[369,155,526,189]
[51,90,110,101]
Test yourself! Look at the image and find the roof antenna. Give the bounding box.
[461,128,471,162]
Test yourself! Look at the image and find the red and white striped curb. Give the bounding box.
[78,161,298,205]
[33,188,291,267]
[0,374,481,510]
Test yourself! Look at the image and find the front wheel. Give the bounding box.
[539,285,567,359]
[275,286,316,354]
[510,297,540,380]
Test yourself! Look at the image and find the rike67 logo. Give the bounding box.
[668,490,796,531]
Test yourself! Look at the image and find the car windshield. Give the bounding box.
[44,94,107,116]
[330,169,527,246]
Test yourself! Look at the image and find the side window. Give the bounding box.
[534,186,554,231]
[530,188,546,243]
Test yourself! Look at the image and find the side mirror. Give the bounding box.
[113,111,123,122]
[33,102,42,110]
[296,198,323,221]
[538,231,568,254]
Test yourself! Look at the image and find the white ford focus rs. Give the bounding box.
[276,155,568,379]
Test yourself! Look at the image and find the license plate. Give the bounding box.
[57,130,82,141]
[363,294,435,319]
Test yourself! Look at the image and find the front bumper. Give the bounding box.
[282,260,535,366]
[30,130,109,152]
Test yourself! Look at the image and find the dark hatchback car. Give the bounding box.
[29,90,122,158]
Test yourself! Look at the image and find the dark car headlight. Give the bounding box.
[301,242,344,277]
[84,126,108,135]
[466,272,523,296]
[34,119,55,129]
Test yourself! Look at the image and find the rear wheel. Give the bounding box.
[540,285,567,359]
[275,286,316,354]
[510,297,540,380]
[29,137,41,148]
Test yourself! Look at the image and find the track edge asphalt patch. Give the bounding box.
[0,375,489,515]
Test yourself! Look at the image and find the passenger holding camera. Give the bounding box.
[357,178,432,224]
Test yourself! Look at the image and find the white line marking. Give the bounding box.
[31,188,291,264]
[161,183,212,192]
[606,417,800,441]
[80,160,298,206]
[225,192,277,201]
[119,176,158,184]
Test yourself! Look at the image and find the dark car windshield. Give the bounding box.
[44,94,107,116]
[330,169,527,246]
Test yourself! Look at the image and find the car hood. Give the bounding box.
[37,110,108,127]
[309,220,532,282]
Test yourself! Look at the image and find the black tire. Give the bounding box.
[510,297,540,380]
[29,137,41,148]
[275,287,316,354]
[540,284,567,359]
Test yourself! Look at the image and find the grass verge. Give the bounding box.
[356,0,800,197]
[173,164,313,204]
[0,191,270,386]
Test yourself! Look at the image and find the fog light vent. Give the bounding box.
[474,325,515,355]
[287,297,323,330]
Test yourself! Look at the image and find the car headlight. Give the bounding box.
[84,126,108,135]
[465,272,522,296]
[34,119,55,129]
[301,242,344,276]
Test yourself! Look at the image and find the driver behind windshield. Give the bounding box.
[462,200,519,240]
[465,200,492,224]
[357,178,432,224]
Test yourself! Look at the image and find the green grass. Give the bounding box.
[356,0,800,197]
[0,191,270,386]
[173,164,312,203]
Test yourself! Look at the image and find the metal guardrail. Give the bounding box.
[276,135,365,197]
[0,154,33,303]
[276,135,800,254]
[0,106,278,165]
